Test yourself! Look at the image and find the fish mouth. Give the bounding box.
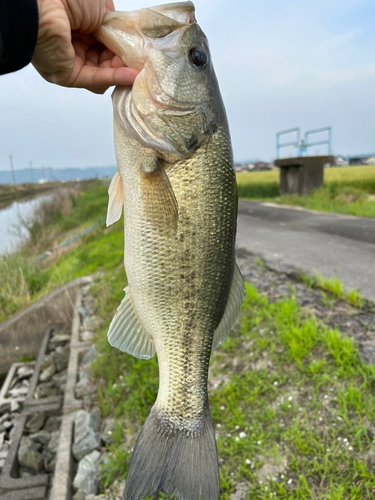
[94,3,196,107]
[94,2,195,78]
[94,2,202,157]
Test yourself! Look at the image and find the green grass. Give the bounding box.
[0,181,110,321]
[237,166,375,218]
[87,276,375,499]
[299,272,365,309]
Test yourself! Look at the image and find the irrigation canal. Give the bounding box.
[0,192,54,255]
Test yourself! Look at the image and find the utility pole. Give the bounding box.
[9,155,16,185]
[48,166,55,182]
[29,161,34,184]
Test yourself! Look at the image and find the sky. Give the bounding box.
[1,0,375,172]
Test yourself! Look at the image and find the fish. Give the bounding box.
[94,2,244,499]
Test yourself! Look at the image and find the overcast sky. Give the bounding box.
[1,0,375,171]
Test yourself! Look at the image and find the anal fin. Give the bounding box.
[212,262,244,350]
[108,287,155,359]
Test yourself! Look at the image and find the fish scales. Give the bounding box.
[120,126,236,429]
[94,3,244,499]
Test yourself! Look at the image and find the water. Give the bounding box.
[0,192,53,255]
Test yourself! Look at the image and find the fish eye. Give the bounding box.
[189,47,208,68]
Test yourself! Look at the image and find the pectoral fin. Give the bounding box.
[107,169,124,227]
[108,287,155,359]
[140,162,178,231]
[212,262,244,350]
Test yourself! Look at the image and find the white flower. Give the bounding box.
[239,432,247,438]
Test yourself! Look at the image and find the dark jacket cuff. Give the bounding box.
[0,0,39,75]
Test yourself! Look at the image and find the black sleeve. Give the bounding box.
[0,0,39,75]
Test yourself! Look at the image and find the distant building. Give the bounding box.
[349,157,363,165]
[363,156,375,165]
[254,161,272,171]
[334,157,349,166]
[235,161,274,172]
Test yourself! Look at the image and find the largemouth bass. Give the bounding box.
[95,3,244,499]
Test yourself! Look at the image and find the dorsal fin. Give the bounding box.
[212,262,244,350]
[107,169,124,227]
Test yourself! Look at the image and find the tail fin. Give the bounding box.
[123,410,220,500]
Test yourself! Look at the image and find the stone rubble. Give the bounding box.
[72,411,101,462]
[0,364,33,472]
[79,291,98,343]
[70,285,106,499]
[34,327,71,400]
[15,411,62,477]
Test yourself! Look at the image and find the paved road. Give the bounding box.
[236,201,375,301]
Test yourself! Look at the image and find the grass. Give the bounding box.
[89,279,375,499]
[1,179,375,498]
[298,272,365,309]
[237,166,375,218]
[0,180,109,321]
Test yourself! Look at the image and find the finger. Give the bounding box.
[99,48,119,65]
[110,55,125,68]
[98,56,125,69]
[86,48,101,65]
[71,65,139,94]
[106,0,115,12]
[72,32,104,51]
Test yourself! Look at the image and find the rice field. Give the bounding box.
[236,166,375,218]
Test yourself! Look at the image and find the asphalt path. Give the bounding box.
[236,200,375,301]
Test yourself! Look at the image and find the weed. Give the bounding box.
[298,271,366,310]
[16,354,35,363]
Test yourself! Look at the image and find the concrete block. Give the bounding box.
[275,155,334,196]
[0,277,93,375]
[0,415,49,491]
[49,412,76,500]
[0,363,36,409]
[0,486,48,500]
[24,328,62,411]
[63,349,89,415]
[70,288,92,350]
[64,288,92,415]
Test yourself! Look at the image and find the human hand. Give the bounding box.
[32,0,139,94]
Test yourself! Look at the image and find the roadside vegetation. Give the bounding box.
[237,166,375,218]
[1,181,375,498]
[0,180,109,321]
